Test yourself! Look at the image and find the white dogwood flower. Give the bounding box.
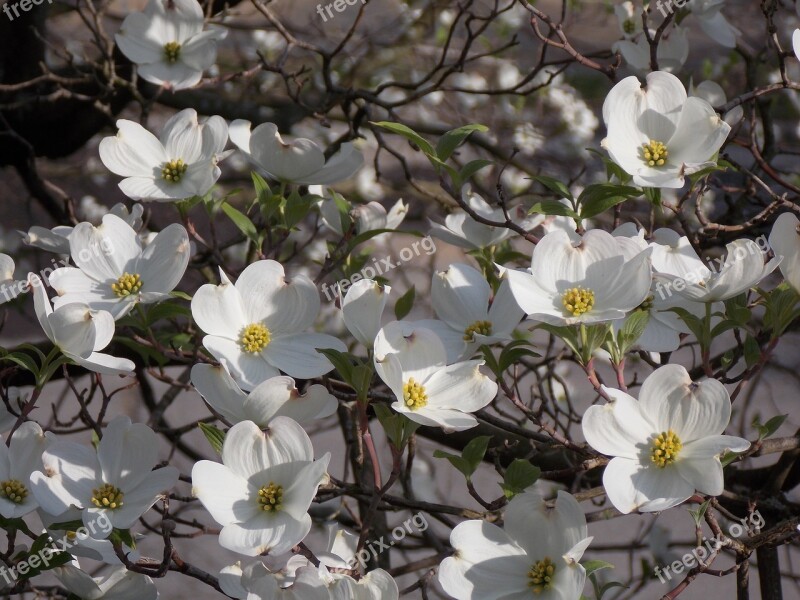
[314,185,407,236]
[191,260,346,391]
[602,71,731,189]
[49,214,190,319]
[54,561,157,600]
[613,224,706,352]
[688,0,739,48]
[229,121,363,185]
[615,1,642,39]
[506,228,652,326]
[342,279,390,348]
[22,203,143,254]
[374,322,498,431]
[653,238,779,302]
[690,80,743,126]
[192,418,331,556]
[415,263,523,362]
[191,363,337,427]
[30,416,179,533]
[582,364,750,514]
[429,186,542,250]
[0,253,25,304]
[323,567,399,600]
[613,27,689,74]
[438,491,592,600]
[220,561,328,600]
[0,422,53,519]
[769,212,800,294]
[99,108,229,201]
[115,0,226,90]
[30,275,135,376]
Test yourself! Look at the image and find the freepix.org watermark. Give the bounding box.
[0,238,115,303]
[321,236,437,302]
[654,510,765,584]
[2,0,52,21]
[316,0,366,23]
[0,512,113,585]
[350,512,429,569]
[654,234,771,301]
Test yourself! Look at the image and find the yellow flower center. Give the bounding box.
[641,139,669,167]
[638,294,654,311]
[651,429,682,468]
[403,377,428,410]
[0,479,28,504]
[257,482,283,512]
[163,41,181,63]
[91,483,124,509]
[463,320,493,341]
[623,19,636,34]
[240,323,271,353]
[162,158,188,183]
[111,272,143,297]
[562,287,595,316]
[527,556,556,593]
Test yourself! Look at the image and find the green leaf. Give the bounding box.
[617,310,650,355]
[643,186,662,207]
[754,414,788,441]
[586,148,632,184]
[500,459,541,498]
[528,200,580,219]
[395,286,416,320]
[198,422,226,455]
[666,306,707,345]
[316,348,357,385]
[583,559,615,577]
[498,340,540,372]
[371,121,436,156]
[763,285,800,338]
[688,498,711,525]
[433,435,491,481]
[374,404,419,450]
[252,171,271,203]
[458,159,494,184]
[436,124,488,161]
[743,334,761,368]
[221,201,258,240]
[284,189,314,229]
[530,175,574,201]
[578,183,642,219]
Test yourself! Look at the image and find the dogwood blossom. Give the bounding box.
[30,274,135,376]
[30,416,179,533]
[192,418,331,556]
[0,422,53,518]
[582,364,750,513]
[769,212,800,294]
[190,363,337,427]
[653,238,779,302]
[688,0,739,48]
[22,203,143,254]
[613,224,705,352]
[219,562,328,600]
[374,322,498,431]
[49,214,190,319]
[341,279,390,348]
[53,561,158,600]
[115,0,226,90]
[613,27,689,74]
[439,491,592,600]
[229,121,363,185]
[505,228,653,326]
[0,253,25,304]
[615,1,642,39]
[602,71,731,188]
[315,185,407,236]
[99,108,229,201]
[690,80,743,126]
[416,263,523,361]
[191,260,346,390]
[428,185,542,250]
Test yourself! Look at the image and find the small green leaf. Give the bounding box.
[500,459,541,498]
[436,124,488,162]
[433,435,491,481]
[753,414,788,441]
[221,201,258,240]
[459,159,494,184]
[371,122,436,156]
[578,183,641,219]
[198,422,226,455]
[530,175,574,201]
[583,559,615,577]
[498,340,540,372]
[528,200,580,219]
[316,348,357,385]
[394,286,416,320]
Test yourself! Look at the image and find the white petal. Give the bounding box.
[342,279,389,347]
[192,461,256,525]
[191,270,248,336]
[69,214,141,283]
[248,124,325,182]
[263,333,345,379]
[582,388,652,459]
[424,361,497,412]
[203,335,281,391]
[191,363,249,423]
[221,418,314,480]
[99,120,165,178]
[769,212,800,293]
[135,223,190,295]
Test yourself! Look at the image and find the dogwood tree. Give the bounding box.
[1,0,800,598]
